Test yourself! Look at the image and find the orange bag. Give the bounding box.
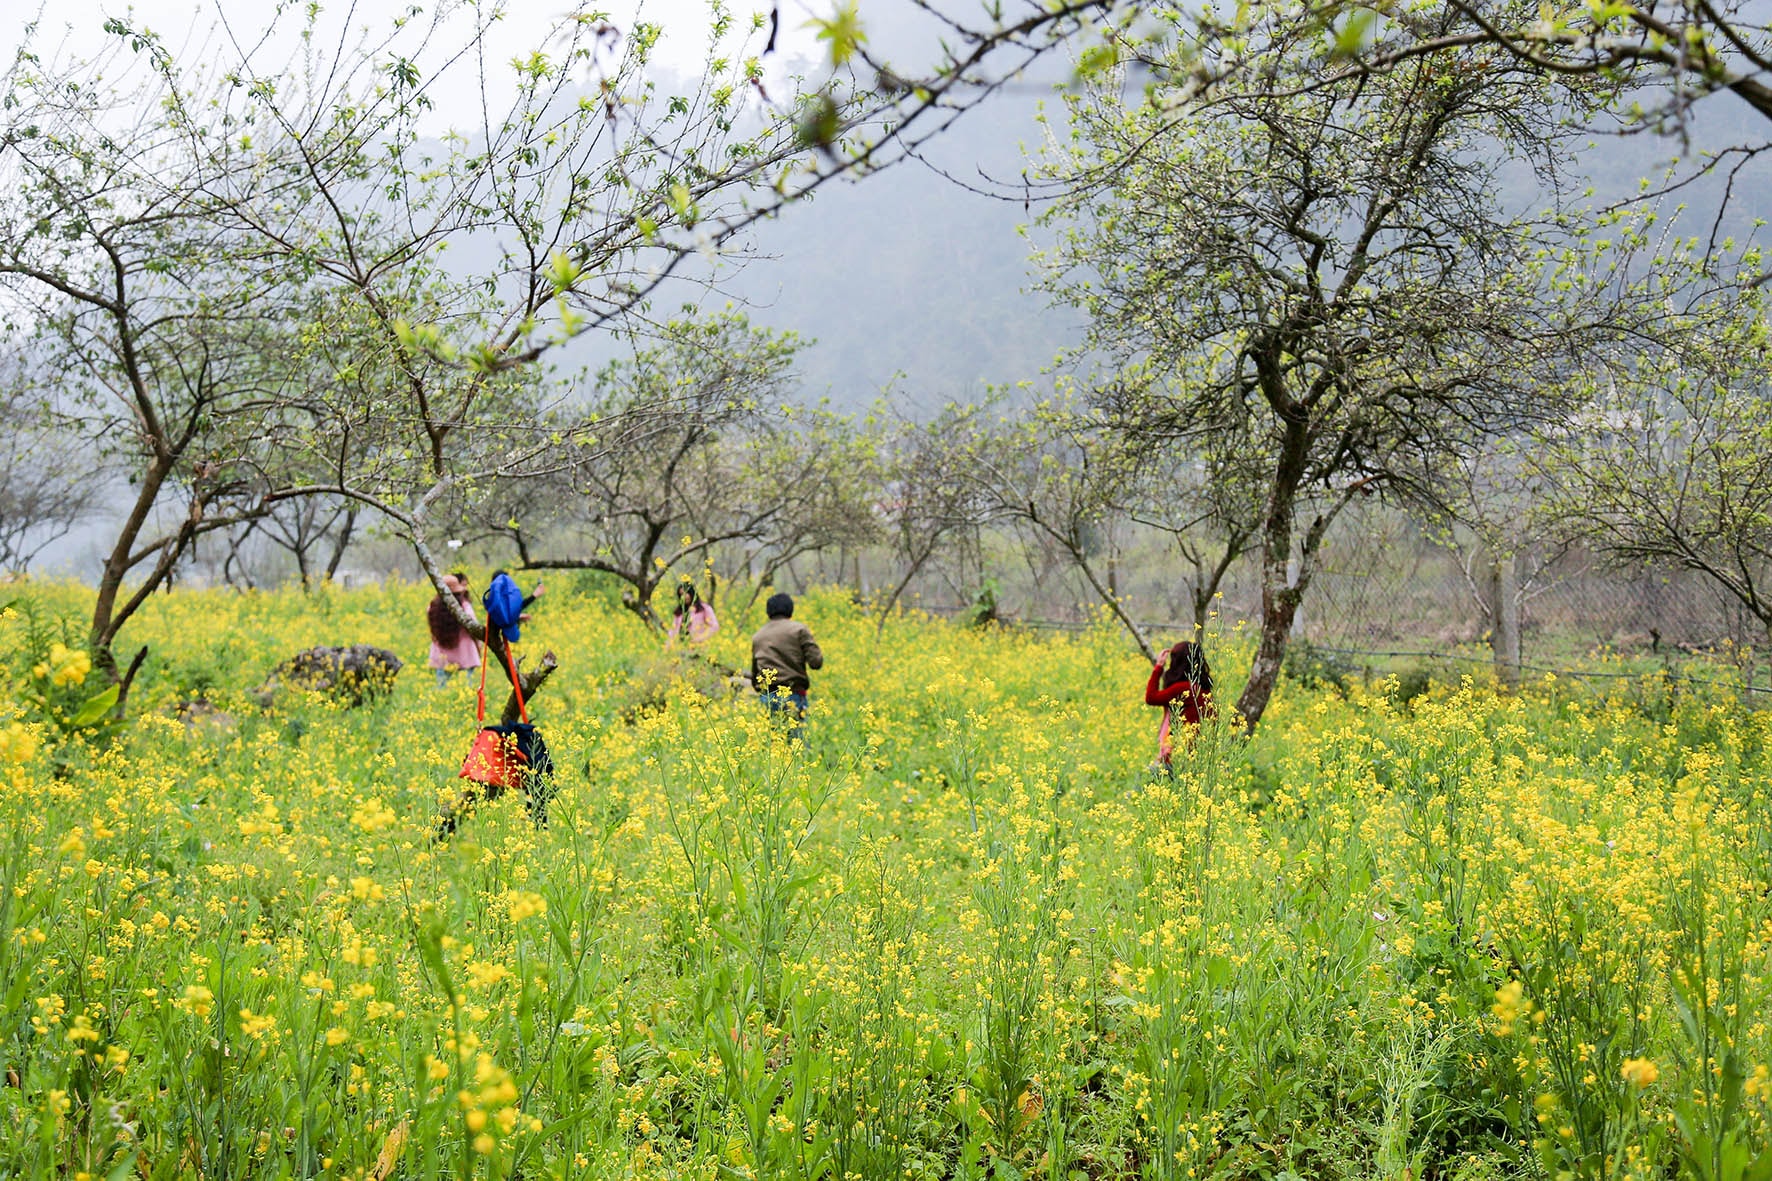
[460,726,528,789]
[443,640,553,840]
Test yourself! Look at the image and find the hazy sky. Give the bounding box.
[7,0,833,132]
[5,0,1072,578]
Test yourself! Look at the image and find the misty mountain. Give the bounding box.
[728,98,1085,408]
[681,82,1772,413]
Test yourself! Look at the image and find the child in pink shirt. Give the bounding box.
[667,582,719,647]
[427,574,482,686]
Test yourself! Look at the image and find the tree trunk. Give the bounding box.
[1065,535,1154,662]
[1286,556,1305,638]
[1238,584,1301,733]
[1185,529,1249,637]
[623,573,662,629]
[90,456,174,679]
[1234,413,1310,733]
[112,646,151,719]
[486,630,558,725]
[744,565,776,614]
[224,523,258,592]
[324,508,358,583]
[875,553,928,639]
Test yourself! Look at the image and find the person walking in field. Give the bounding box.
[667,581,720,648]
[751,592,823,738]
[427,573,482,687]
[1145,639,1214,772]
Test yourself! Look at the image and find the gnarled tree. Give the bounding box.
[1541,274,1772,646]
[500,314,873,625]
[1035,24,1607,730]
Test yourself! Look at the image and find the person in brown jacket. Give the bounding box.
[751,592,823,738]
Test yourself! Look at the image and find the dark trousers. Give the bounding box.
[761,690,809,742]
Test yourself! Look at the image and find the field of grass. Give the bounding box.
[2,580,1770,1180]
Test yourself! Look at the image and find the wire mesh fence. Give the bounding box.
[868,502,1770,702]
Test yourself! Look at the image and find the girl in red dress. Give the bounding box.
[1144,641,1214,771]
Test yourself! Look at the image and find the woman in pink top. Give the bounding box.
[666,582,719,647]
[427,574,482,686]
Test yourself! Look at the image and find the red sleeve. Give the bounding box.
[1156,680,1194,706]
[1146,664,1193,706]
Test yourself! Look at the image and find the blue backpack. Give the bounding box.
[483,572,526,643]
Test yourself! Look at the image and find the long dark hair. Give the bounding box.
[1162,640,1213,695]
[673,582,702,619]
[427,574,471,647]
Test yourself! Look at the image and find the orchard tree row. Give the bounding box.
[3,0,1770,731]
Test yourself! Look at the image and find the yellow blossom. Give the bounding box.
[0,722,37,765]
[181,985,215,1019]
[503,889,546,923]
[1491,979,1529,1036]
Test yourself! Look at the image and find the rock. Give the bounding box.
[258,645,403,707]
[173,698,237,735]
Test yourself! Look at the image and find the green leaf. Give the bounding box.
[543,249,581,294]
[805,1,867,68]
[414,910,456,1002]
[70,684,119,728]
[1330,9,1377,58]
[1076,44,1119,81]
[797,94,841,150]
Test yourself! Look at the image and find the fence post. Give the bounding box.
[1492,555,1522,688]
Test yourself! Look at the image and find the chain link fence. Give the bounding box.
[855,503,1769,700]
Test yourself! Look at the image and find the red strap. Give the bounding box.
[503,641,529,725]
[475,637,529,724]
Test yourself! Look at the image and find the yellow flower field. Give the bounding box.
[1,581,1769,1180]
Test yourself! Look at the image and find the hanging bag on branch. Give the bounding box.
[482,571,526,643]
[448,638,555,834]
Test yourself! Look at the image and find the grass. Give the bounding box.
[1,579,1770,1180]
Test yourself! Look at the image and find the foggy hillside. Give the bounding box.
[729,97,1084,408]
[536,77,1084,411]
[679,82,1772,412]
